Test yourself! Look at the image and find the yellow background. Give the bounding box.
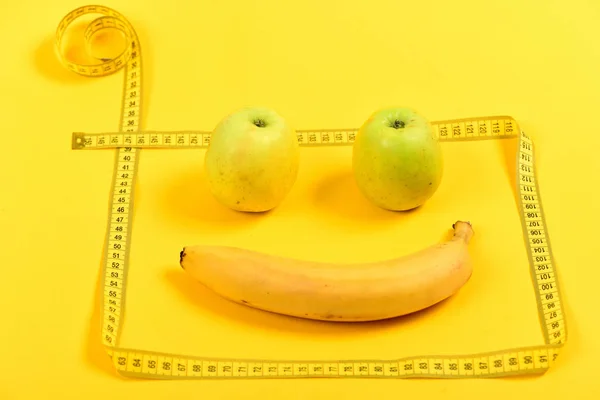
[1,0,599,398]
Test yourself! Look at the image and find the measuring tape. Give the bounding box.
[60,4,566,379]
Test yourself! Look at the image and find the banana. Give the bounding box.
[179,221,474,322]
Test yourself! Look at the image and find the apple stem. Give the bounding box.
[391,119,405,129]
[253,119,267,128]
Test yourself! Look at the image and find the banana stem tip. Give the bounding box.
[180,248,186,269]
[452,221,474,243]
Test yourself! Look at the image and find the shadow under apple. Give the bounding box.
[311,170,422,229]
[159,165,267,232]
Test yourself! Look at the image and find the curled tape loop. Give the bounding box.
[55,5,137,77]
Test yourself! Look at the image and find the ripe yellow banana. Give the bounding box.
[179,221,474,322]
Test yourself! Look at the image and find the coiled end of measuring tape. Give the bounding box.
[54,5,137,78]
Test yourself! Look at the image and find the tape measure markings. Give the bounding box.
[56,4,145,354]
[106,340,562,379]
[71,116,519,150]
[60,4,566,379]
[107,344,559,379]
[517,134,566,346]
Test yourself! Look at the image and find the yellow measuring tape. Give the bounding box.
[60,4,566,379]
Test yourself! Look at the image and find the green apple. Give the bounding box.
[204,106,300,212]
[352,107,443,211]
